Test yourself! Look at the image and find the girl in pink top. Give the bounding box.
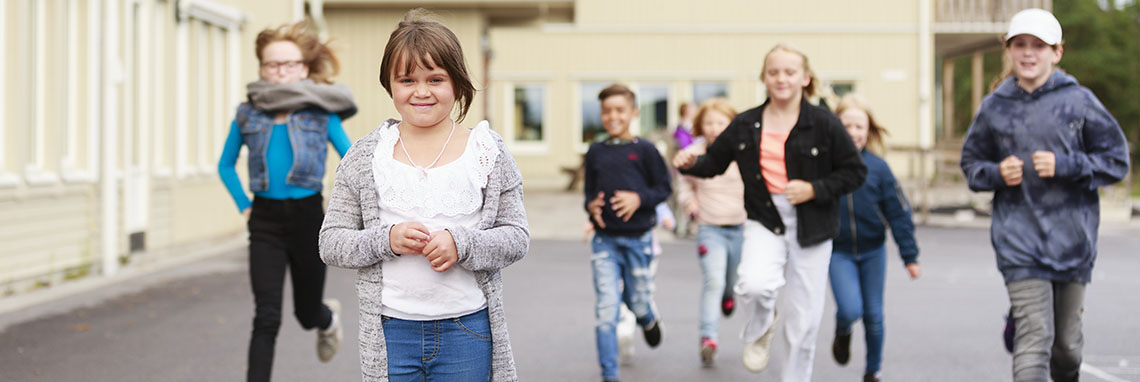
[676,99,747,367]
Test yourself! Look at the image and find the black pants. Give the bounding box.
[246,194,333,382]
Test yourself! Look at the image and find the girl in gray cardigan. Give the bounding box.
[319,9,528,382]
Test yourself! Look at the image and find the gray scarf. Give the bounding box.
[246,79,358,120]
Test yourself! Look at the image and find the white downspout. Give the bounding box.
[918,0,933,151]
[102,0,123,276]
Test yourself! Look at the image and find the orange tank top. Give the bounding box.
[760,130,790,194]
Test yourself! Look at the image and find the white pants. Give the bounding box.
[735,194,832,382]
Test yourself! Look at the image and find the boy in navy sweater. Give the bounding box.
[584,84,672,382]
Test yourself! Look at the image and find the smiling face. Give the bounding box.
[762,49,812,103]
[600,94,638,140]
[839,107,870,151]
[389,55,456,130]
[1007,34,1063,92]
[259,40,309,84]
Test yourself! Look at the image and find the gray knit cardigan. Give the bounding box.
[319,119,528,381]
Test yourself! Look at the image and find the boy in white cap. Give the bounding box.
[960,8,1130,382]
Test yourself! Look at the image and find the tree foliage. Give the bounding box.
[1054,0,1140,168]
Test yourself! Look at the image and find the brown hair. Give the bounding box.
[691,98,737,138]
[760,43,816,98]
[834,94,888,154]
[598,83,637,106]
[379,8,476,123]
[255,20,340,84]
[678,102,693,117]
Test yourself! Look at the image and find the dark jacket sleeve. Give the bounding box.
[960,106,1007,192]
[583,147,599,212]
[1053,90,1131,190]
[682,118,741,178]
[638,144,673,209]
[810,114,867,201]
[877,164,919,264]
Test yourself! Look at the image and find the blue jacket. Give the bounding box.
[218,104,351,211]
[960,70,1130,284]
[835,150,918,264]
[235,104,334,192]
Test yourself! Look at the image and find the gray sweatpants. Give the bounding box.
[1007,279,1085,382]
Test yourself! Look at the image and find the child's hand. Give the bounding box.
[610,190,641,222]
[672,149,698,170]
[661,216,676,231]
[686,201,700,219]
[1032,151,1055,178]
[423,230,458,272]
[390,222,430,255]
[906,263,922,280]
[1000,155,1024,186]
[587,191,607,229]
[785,180,815,205]
[242,208,252,221]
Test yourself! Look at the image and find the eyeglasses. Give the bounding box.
[260,60,305,72]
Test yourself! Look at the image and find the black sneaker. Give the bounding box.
[1003,308,1015,353]
[832,330,851,365]
[863,372,881,382]
[721,295,735,317]
[643,320,663,348]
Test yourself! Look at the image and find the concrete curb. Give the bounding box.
[0,233,247,333]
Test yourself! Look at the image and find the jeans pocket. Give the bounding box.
[452,315,491,342]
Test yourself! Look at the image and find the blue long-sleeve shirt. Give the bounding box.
[834,150,918,264]
[583,137,672,236]
[960,70,1130,284]
[218,113,351,212]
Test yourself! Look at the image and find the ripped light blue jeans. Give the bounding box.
[591,231,658,380]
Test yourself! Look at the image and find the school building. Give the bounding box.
[0,0,1047,294]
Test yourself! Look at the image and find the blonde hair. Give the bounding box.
[691,98,737,138]
[761,43,817,98]
[255,20,340,84]
[834,94,888,154]
[379,8,476,122]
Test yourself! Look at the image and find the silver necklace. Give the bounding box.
[398,119,456,178]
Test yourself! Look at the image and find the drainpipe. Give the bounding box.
[917,0,934,222]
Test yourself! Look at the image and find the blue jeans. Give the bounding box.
[382,309,492,381]
[696,224,743,341]
[591,231,658,380]
[829,245,887,374]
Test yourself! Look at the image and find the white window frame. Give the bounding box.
[59,0,96,183]
[0,0,16,186]
[499,81,550,155]
[26,0,60,185]
[630,82,672,138]
[174,0,245,179]
[574,80,612,154]
[152,0,170,177]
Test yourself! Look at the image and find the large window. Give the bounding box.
[693,82,728,105]
[637,85,669,137]
[580,82,608,144]
[512,85,544,142]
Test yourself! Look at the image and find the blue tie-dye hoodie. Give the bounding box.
[960,69,1130,284]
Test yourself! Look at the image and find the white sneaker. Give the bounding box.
[617,305,637,365]
[317,299,342,362]
[742,313,776,372]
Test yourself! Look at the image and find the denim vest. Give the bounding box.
[235,103,329,192]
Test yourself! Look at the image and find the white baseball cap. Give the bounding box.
[1005,8,1063,45]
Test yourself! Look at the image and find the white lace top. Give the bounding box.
[371,120,497,320]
